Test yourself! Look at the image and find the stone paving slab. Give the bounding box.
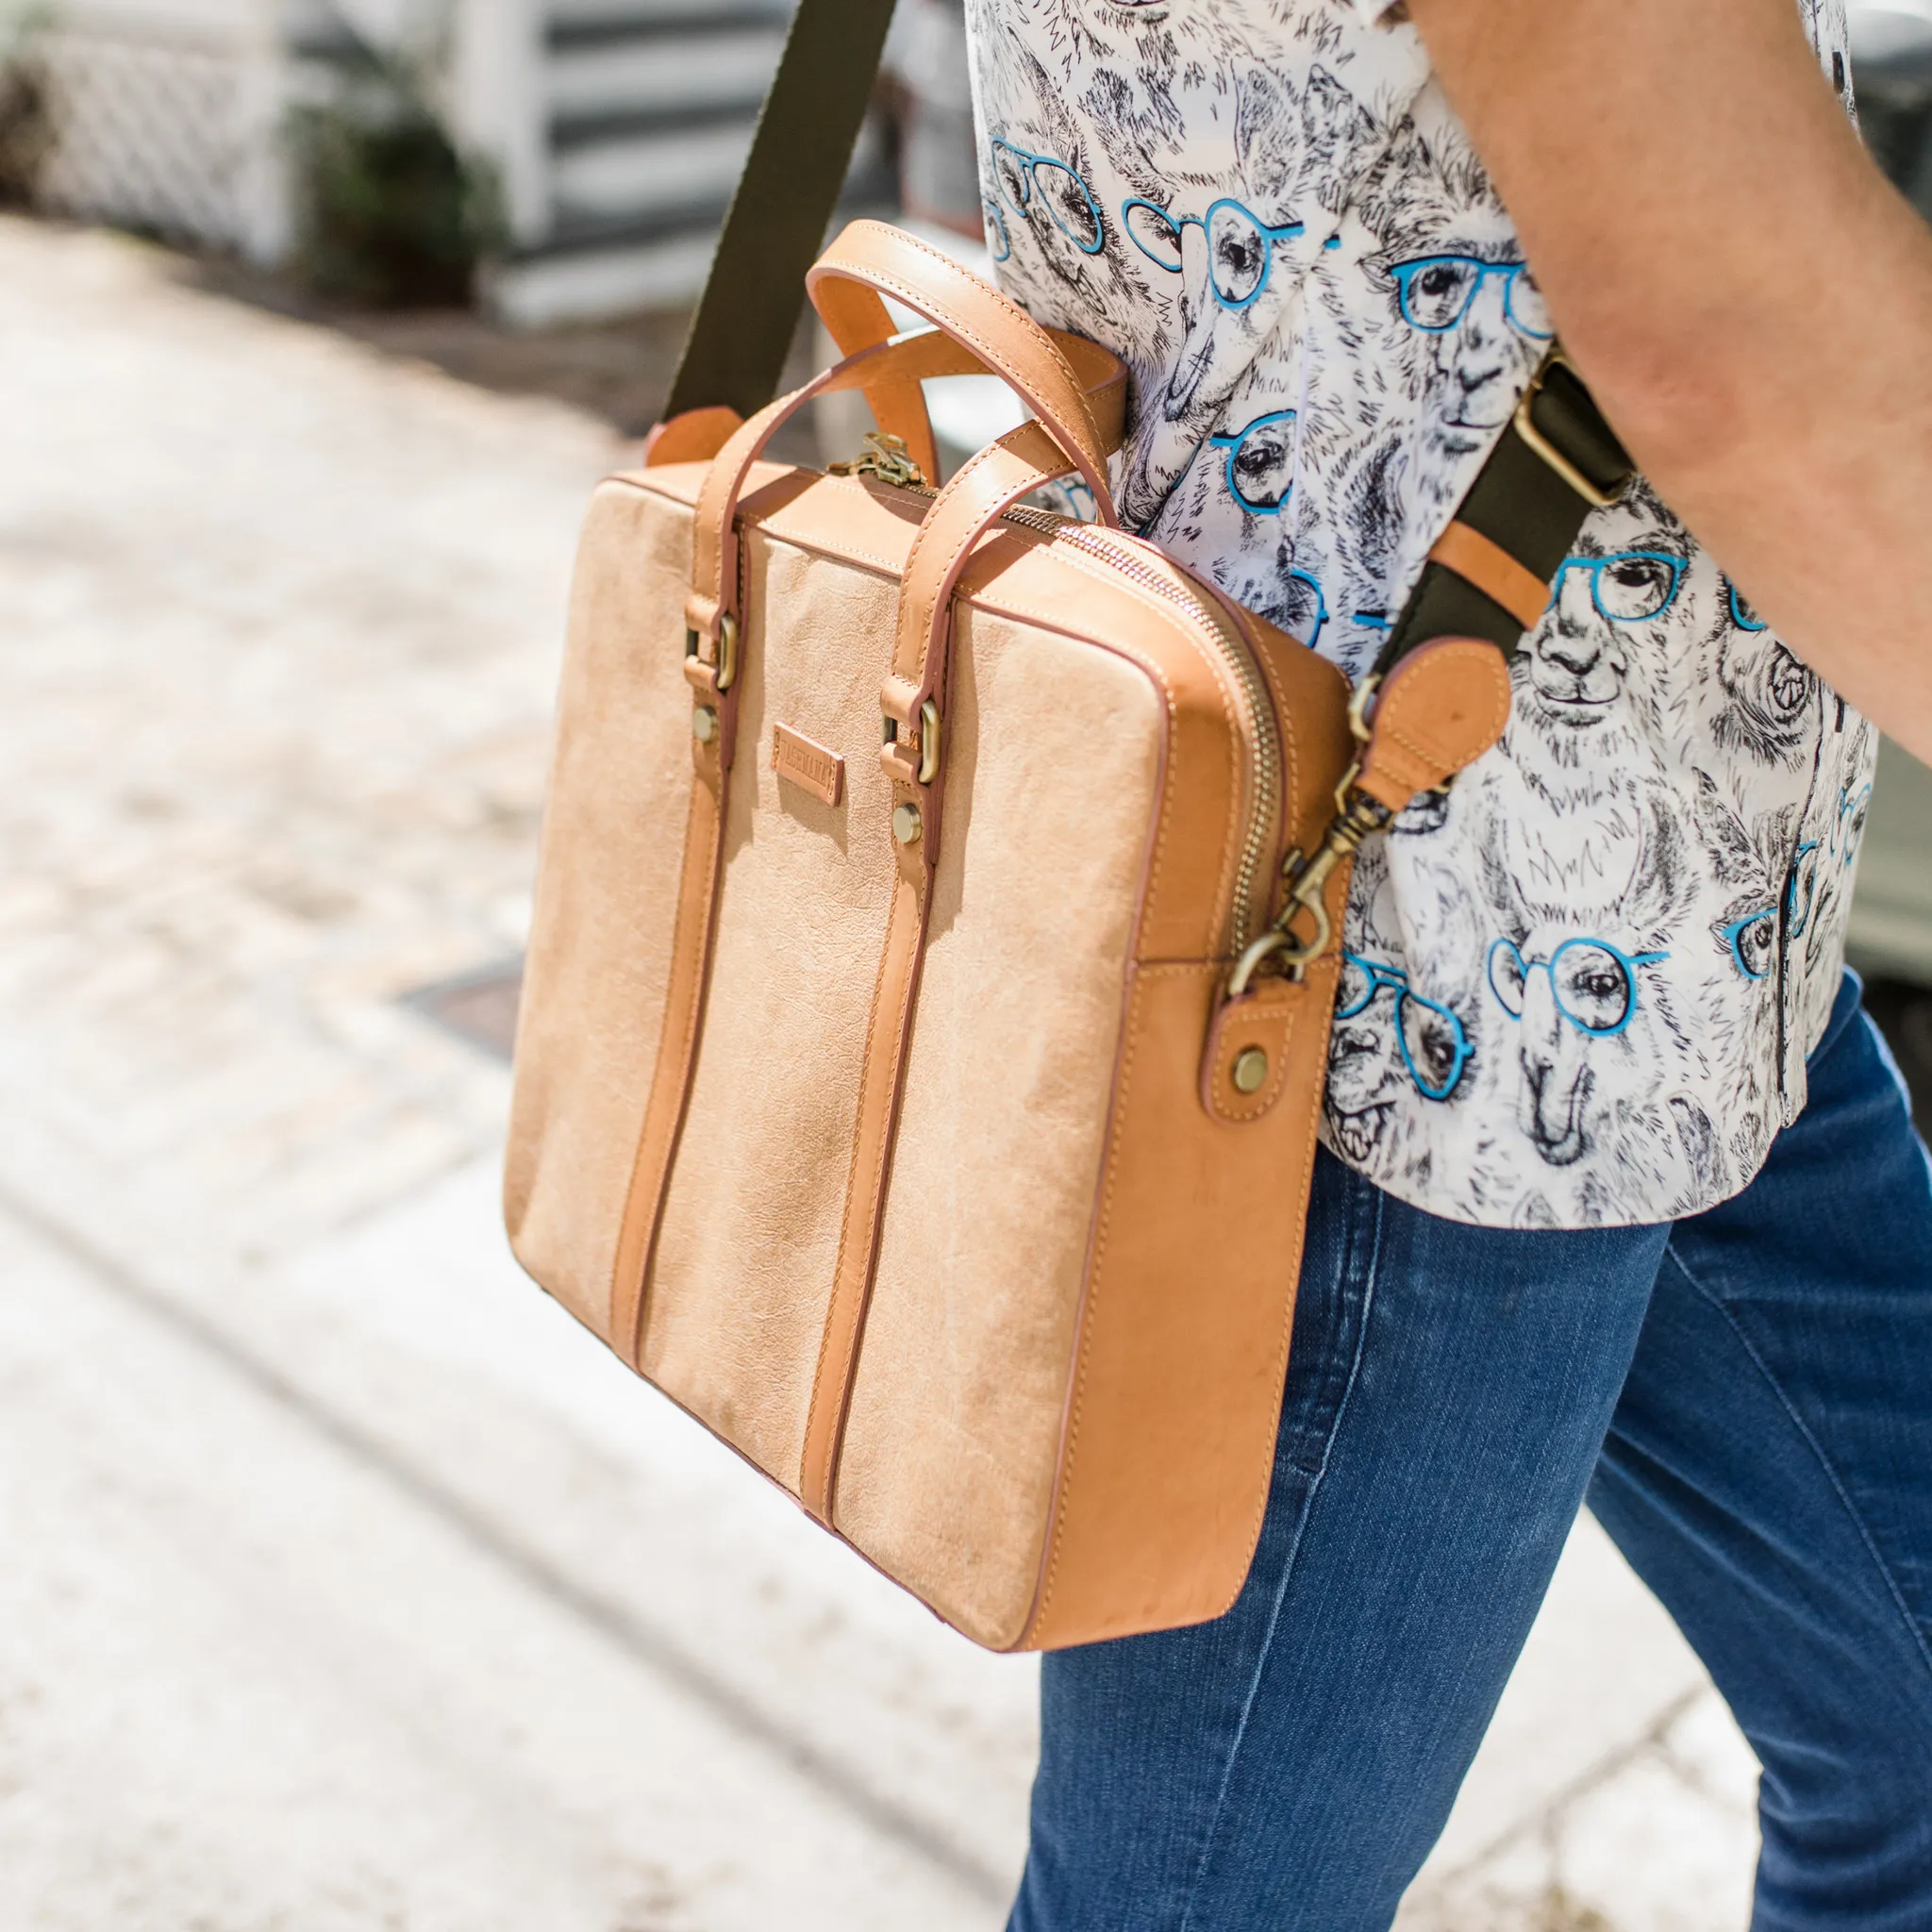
[0,212,1763,1929]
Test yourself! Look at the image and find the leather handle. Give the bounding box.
[684,315,1124,648]
[881,419,1070,744]
[808,220,1124,525]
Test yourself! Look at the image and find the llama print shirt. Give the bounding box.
[964,0,1874,1229]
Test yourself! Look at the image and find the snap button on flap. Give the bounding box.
[1231,1046,1269,1093]
[891,802,923,845]
[691,706,718,743]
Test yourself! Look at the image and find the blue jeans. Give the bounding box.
[1011,974,1932,1931]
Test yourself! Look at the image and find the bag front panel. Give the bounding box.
[505,479,698,1338]
[830,605,1174,1647]
[641,527,905,1485]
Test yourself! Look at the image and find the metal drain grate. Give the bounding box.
[403,958,523,1061]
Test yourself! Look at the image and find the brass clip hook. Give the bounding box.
[1226,786,1392,998]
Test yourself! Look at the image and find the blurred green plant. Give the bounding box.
[0,10,50,208]
[291,49,502,308]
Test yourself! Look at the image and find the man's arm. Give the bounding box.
[1407,0,1932,764]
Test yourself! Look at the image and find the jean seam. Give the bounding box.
[1173,1174,1386,1932]
[1660,1241,1932,1690]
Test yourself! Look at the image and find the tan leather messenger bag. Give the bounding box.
[503,0,1632,1651]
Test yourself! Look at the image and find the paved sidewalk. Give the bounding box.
[0,214,1760,1930]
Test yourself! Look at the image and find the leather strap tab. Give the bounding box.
[1427,521,1551,632]
[1355,637,1513,815]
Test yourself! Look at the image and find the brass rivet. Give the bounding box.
[891,802,923,846]
[691,706,718,743]
[1231,1045,1269,1094]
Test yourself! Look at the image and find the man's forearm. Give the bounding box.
[1408,0,1932,764]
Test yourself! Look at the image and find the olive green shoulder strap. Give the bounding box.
[666,1,1631,660]
[1376,354,1634,675]
[663,0,900,422]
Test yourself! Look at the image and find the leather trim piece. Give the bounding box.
[608,747,726,1364]
[799,850,929,1519]
[1199,985,1297,1123]
[1426,520,1553,632]
[1355,636,1512,815]
[643,407,743,468]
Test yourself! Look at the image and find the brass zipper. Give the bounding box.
[839,474,1284,954]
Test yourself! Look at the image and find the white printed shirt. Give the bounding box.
[962,0,1875,1230]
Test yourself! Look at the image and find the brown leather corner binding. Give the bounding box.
[1425,520,1555,634]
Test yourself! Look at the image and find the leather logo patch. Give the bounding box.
[772,722,844,807]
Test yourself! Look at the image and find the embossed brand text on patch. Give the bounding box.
[772,722,844,807]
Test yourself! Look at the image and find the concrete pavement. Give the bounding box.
[0,213,1760,1929]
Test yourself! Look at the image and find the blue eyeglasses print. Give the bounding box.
[1338,952,1473,1100]
[990,139,1105,255]
[1833,780,1873,859]
[1280,567,1329,648]
[1390,256,1553,340]
[985,199,1011,262]
[1727,582,1768,632]
[1720,907,1778,979]
[1552,550,1685,626]
[1785,840,1821,941]
[1123,196,1306,311]
[1488,937,1670,1039]
[1208,408,1297,514]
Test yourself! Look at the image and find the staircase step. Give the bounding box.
[550,118,757,227]
[487,225,724,328]
[546,0,792,46]
[547,27,784,125]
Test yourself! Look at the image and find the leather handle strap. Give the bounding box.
[808,219,1126,522]
[684,320,1124,647]
[882,418,1072,738]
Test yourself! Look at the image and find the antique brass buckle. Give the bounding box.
[829,430,928,490]
[1511,351,1619,509]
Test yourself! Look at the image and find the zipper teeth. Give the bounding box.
[1049,524,1281,953]
[852,476,1281,950]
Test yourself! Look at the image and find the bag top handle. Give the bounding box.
[808,220,1124,525]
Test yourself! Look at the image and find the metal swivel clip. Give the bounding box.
[1226,676,1391,997]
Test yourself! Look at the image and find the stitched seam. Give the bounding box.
[1174,1170,1384,1932]
[806,876,911,1507]
[897,437,1048,681]
[819,254,1102,479]
[1032,969,1141,1634]
[827,242,1091,419]
[1045,544,1237,950]
[610,773,719,1357]
[1661,1241,1932,1687]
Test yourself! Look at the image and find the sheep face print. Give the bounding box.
[965,0,1873,1227]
